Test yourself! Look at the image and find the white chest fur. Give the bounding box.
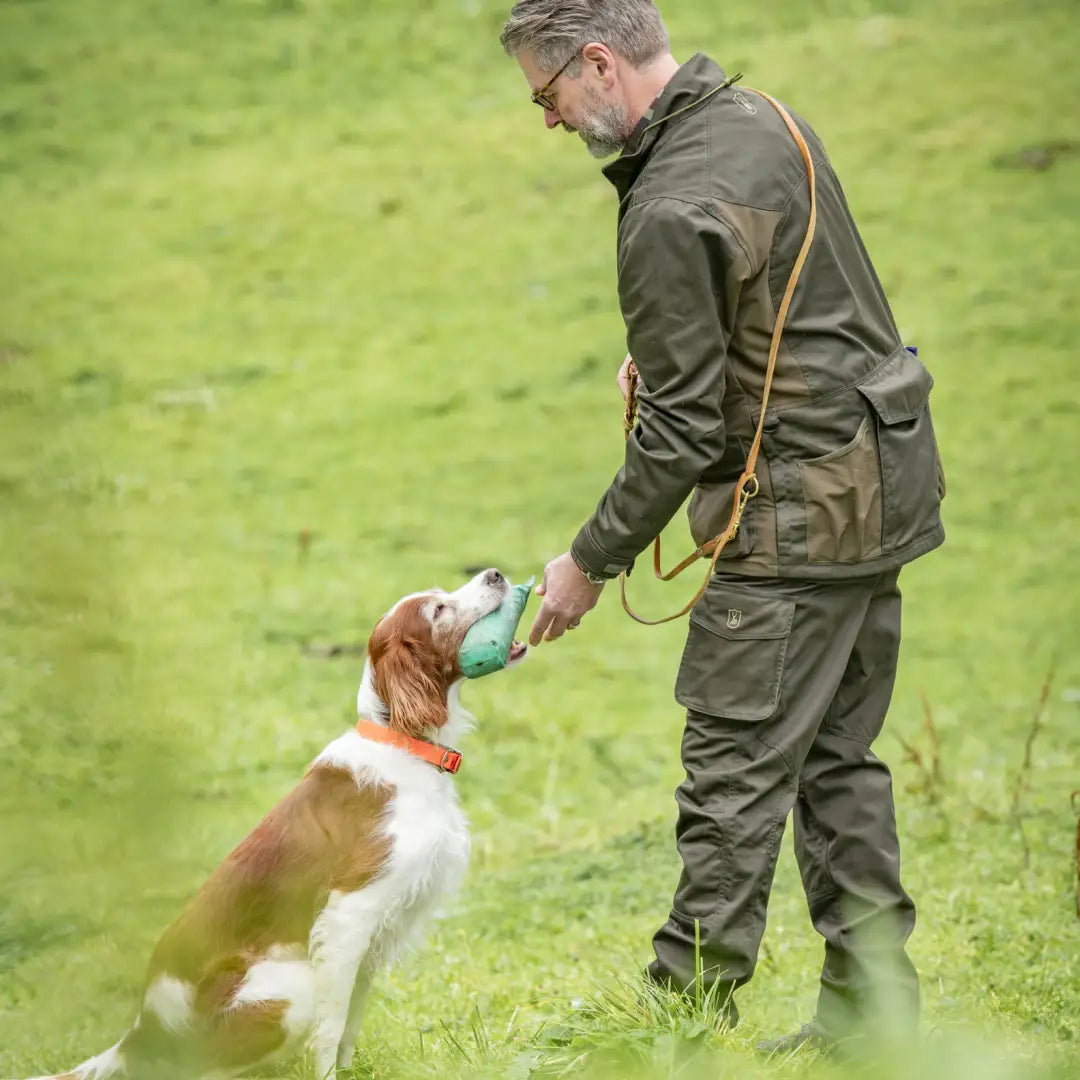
[302,731,471,1070]
[315,730,471,936]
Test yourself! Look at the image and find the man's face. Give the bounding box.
[517,49,632,159]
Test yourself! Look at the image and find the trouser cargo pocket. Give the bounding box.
[675,583,795,721]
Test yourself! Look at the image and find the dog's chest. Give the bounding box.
[315,732,472,916]
[383,779,470,906]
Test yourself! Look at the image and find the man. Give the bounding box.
[500,0,945,1052]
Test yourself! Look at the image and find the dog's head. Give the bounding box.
[361,568,527,739]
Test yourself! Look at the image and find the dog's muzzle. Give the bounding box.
[458,578,533,678]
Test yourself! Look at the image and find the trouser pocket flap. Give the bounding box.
[676,586,795,721]
[688,590,794,641]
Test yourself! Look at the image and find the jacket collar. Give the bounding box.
[602,54,738,201]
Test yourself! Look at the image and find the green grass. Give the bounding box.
[1,0,1079,1077]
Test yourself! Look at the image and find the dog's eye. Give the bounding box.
[433,602,447,618]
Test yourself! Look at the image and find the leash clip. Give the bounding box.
[730,474,760,538]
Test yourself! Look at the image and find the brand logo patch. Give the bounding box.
[726,609,743,629]
[733,91,757,115]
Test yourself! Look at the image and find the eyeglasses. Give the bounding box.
[530,51,579,111]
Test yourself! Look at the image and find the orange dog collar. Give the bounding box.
[355,719,462,774]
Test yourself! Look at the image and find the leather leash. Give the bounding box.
[620,87,818,625]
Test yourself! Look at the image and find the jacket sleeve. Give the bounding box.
[571,197,748,578]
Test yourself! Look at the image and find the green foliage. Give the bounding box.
[1,0,1078,1078]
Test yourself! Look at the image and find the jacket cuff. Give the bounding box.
[571,525,632,581]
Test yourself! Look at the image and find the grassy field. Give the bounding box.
[1,0,1079,1077]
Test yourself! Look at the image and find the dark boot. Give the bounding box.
[755,1020,831,1055]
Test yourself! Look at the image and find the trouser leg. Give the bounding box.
[792,570,919,1038]
[649,574,877,1011]
[648,704,796,1014]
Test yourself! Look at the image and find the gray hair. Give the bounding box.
[500,0,670,73]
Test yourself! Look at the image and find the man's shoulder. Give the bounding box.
[615,193,756,281]
[639,88,824,214]
[618,193,728,245]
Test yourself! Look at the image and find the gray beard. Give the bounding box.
[567,87,632,159]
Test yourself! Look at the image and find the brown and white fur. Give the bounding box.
[25,568,525,1080]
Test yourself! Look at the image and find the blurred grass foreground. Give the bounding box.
[1,1,1078,1078]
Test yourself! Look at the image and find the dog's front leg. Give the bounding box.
[309,890,379,1077]
[337,959,377,1070]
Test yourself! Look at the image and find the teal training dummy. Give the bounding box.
[458,577,533,678]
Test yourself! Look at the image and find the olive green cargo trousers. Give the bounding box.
[648,569,919,1038]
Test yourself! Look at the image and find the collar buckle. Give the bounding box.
[438,747,463,774]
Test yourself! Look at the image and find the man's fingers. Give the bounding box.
[528,553,597,645]
[529,601,579,645]
[529,602,555,647]
[542,613,573,642]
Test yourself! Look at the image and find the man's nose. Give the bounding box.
[544,107,561,130]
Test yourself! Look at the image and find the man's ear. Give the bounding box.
[582,41,617,87]
[373,638,448,739]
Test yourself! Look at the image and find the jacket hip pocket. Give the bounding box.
[856,348,943,554]
[674,584,795,721]
[798,417,883,563]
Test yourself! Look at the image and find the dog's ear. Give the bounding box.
[374,638,448,738]
[368,603,449,739]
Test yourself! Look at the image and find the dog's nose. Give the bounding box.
[483,568,505,587]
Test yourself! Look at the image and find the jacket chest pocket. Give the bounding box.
[855,349,943,555]
[674,584,795,721]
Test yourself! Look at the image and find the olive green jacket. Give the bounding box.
[570,54,944,582]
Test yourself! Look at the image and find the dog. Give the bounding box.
[25,568,526,1080]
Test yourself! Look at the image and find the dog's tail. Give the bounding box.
[23,1039,128,1080]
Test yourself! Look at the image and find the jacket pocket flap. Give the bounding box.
[856,349,934,425]
[690,589,794,641]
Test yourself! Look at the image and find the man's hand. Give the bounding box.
[528,552,604,646]
[617,352,638,403]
